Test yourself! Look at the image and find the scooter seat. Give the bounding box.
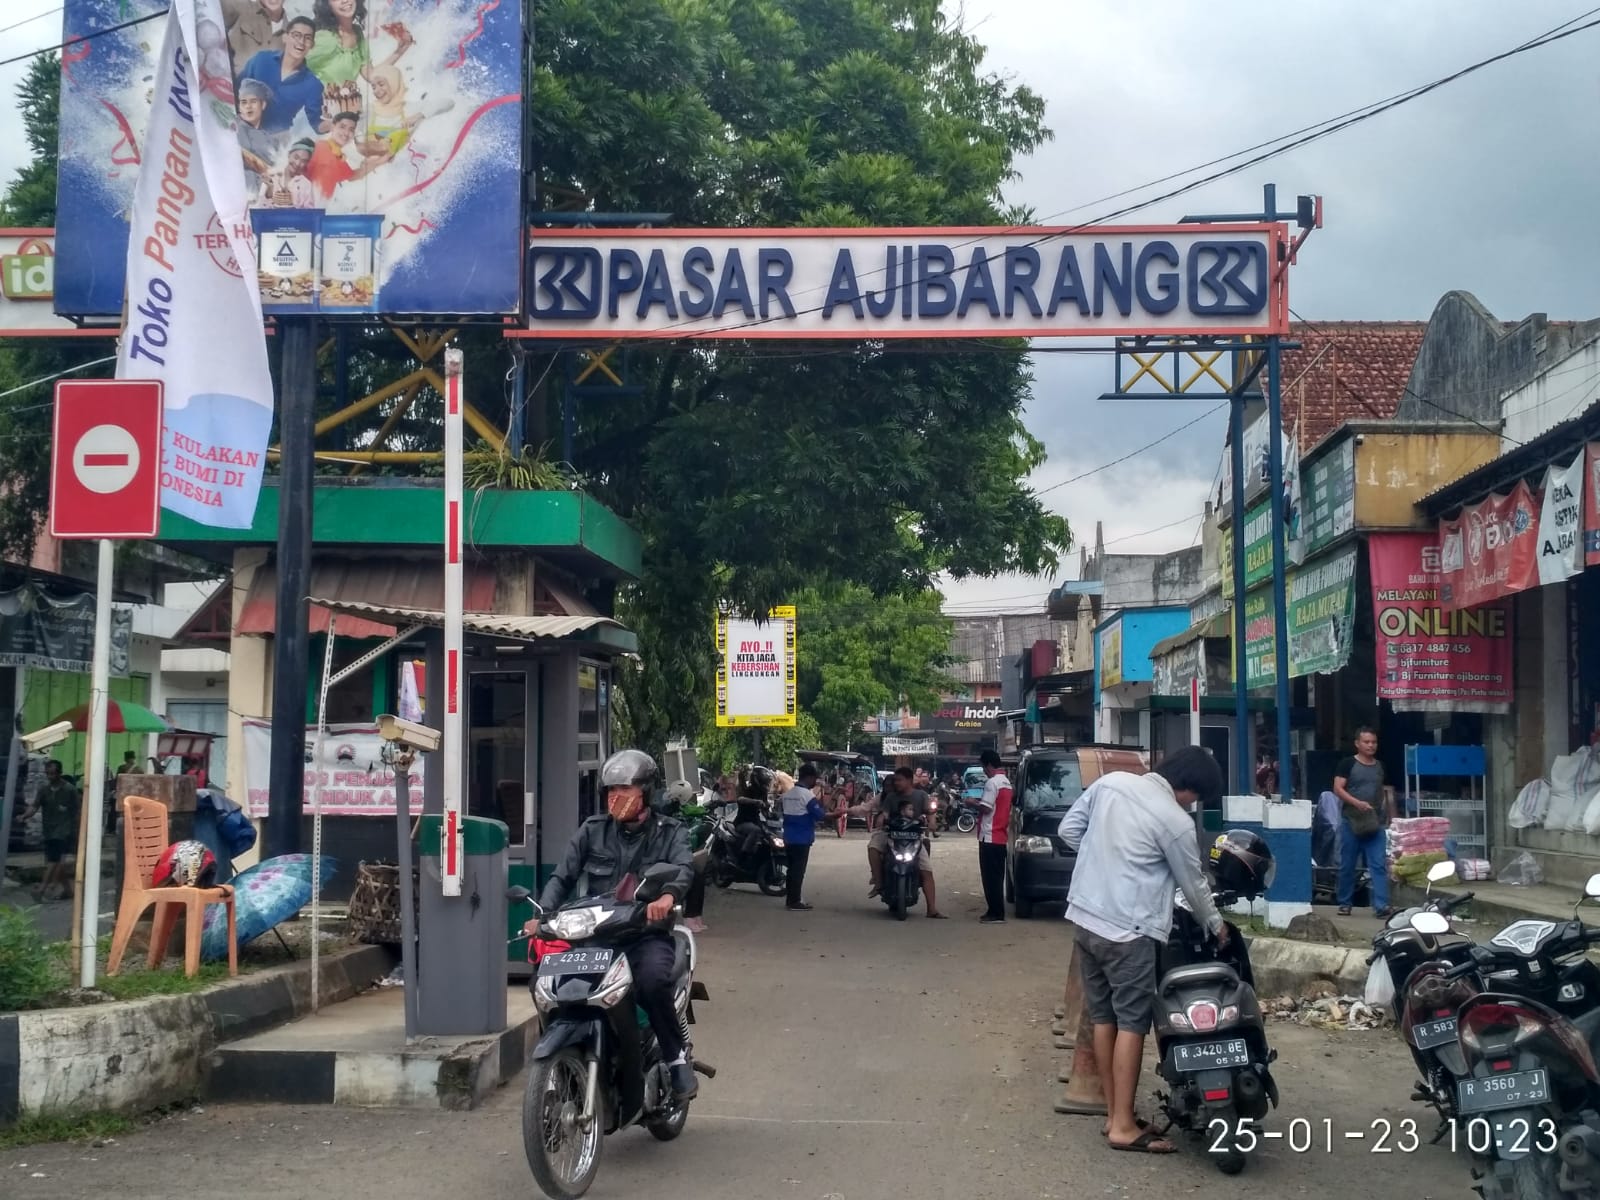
[1160,962,1240,992]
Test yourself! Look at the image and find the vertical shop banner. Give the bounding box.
[714,605,797,727]
[1234,546,1356,690]
[1438,481,1540,611]
[1536,451,1585,584]
[1302,437,1356,555]
[115,0,274,528]
[57,0,523,317]
[1587,443,1600,568]
[1369,532,1513,712]
[1098,620,1124,688]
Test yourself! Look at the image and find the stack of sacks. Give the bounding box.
[1388,816,1452,859]
[1392,851,1449,887]
[1456,858,1494,881]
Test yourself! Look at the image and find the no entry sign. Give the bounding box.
[50,379,163,539]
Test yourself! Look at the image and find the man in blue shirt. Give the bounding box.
[780,764,827,911]
[237,16,324,135]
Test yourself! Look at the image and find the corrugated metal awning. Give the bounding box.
[307,598,621,642]
[1149,613,1230,660]
[237,558,500,638]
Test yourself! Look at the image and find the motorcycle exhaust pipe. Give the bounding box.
[1234,1067,1268,1120]
[1559,1125,1600,1170]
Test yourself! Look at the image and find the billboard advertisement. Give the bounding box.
[1098,619,1123,689]
[1236,546,1356,690]
[1438,481,1539,611]
[1369,532,1513,713]
[517,225,1289,340]
[714,605,797,728]
[56,0,523,317]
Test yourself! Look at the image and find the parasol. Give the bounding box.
[200,853,338,962]
[49,698,172,734]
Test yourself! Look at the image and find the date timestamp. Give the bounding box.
[1207,1117,1561,1155]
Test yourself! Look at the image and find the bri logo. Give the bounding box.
[1188,242,1268,316]
[528,247,602,319]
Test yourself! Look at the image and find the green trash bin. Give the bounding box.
[417,814,510,1036]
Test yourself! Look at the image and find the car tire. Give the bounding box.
[1013,891,1036,919]
[1004,869,1014,904]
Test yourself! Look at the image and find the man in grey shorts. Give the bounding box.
[1059,747,1227,1154]
[866,767,944,917]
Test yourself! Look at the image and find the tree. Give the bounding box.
[548,0,1073,748]
[792,582,953,747]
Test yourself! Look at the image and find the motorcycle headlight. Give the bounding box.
[892,846,918,863]
[546,907,603,941]
[773,837,786,848]
[1014,835,1054,855]
[591,954,634,1010]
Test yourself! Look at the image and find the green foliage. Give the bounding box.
[794,583,953,746]
[461,445,584,493]
[0,905,61,1011]
[0,1110,137,1149]
[695,709,823,774]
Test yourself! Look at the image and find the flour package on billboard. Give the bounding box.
[56,0,523,318]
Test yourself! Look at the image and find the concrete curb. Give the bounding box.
[1246,935,1369,999]
[0,944,394,1127]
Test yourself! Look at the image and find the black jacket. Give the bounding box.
[538,812,694,911]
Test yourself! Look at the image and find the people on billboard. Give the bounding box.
[259,139,318,208]
[306,112,392,199]
[237,16,326,134]
[363,63,451,157]
[235,78,286,188]
[306,0,413,92]
[222,0,287,70]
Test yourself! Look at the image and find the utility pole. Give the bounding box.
[267,317,317,856]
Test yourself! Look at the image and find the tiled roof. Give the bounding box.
[1281,321,1427,449]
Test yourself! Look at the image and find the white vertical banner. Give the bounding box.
[117,0,274,528]
[441,348,465,897]
[1537,451,1585,585]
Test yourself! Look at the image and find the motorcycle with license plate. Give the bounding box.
[705,802,787,896]
[508,868,715,1200]
[1151,829,1279,1175]
[1430,871,1600,1200]
[1367,859,1480,1129]
[882,814,926,920]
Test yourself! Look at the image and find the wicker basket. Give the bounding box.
[347,861,418,946]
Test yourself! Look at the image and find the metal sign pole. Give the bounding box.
[308,617,337,1010]
[78,537,115,987]
[1265,338,1293,800]
[391,746,420,1040]
[442,349,465,897]
[1228,395,1251,796]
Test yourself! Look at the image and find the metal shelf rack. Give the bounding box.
[1405,744,1487,860]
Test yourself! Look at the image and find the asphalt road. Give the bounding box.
[8,833,1472,1199]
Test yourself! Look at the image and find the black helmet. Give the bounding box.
[600,748,658,793]
[738,763,775,799]
[1208,829,1275,898]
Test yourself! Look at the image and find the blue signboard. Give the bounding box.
[55,0,522,316]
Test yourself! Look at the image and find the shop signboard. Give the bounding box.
[242,719,424,818]
[1152,636,1205,698]
[912,702,1004,733]
[882,736,938,756]
[1587,443,1600,568]
[1302,437,1355,554]
[0,231,106,336]
[56,0,524,317]
[1235,546,1356,690]
[1369,532,1513,712]
[0,582,133,675]
[715,605,798,728]
[1536,451,1585,585]
[1439,481,1540,611]
[1098,619,1124,689]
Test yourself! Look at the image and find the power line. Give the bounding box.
[0,7,62,39]
[0,7,166,69]
[0,354,117,405]
[1033,403,1228,498]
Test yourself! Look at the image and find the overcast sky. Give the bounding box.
[3,1,1597,616]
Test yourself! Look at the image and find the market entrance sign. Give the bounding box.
[518,225,1288,340]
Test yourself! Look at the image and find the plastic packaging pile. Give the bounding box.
[1510,746,1600,833]
[1388,816,1452,858]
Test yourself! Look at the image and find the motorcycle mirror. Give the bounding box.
[1410,911,1450,935]
[1586,873,1600,901]
[1425,861,1457,885]
[506,885,532,904]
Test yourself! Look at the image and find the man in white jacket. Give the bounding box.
[1058,746,1226,1154]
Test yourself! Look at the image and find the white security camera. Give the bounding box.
[21,720,73,753]
[376,713,441,753]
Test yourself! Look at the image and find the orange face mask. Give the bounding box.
[607,787,645,823]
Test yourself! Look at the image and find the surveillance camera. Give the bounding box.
[21,720,73,754]
[376,714,441,753]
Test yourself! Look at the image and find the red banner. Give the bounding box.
[1369,532,1513,712]
[1587,443,1600,568]
[1438,480,1540,611]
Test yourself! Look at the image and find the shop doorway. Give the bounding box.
[469,669,534,851]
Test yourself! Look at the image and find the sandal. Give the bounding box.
[1109,1129,1178,1154]
[1102,1117,1153,1137]
[926,911,948,919]
[1337,906,1352,916]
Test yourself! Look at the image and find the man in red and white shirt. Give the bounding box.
[976,749,1013,923]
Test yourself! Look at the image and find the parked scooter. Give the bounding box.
[706,804,787,896]
[1152,830,1279,1176]
[1368,860,1479,1129]
[881,813,926,920]
[510,871,714,1200]
[1434,873,1600,1200]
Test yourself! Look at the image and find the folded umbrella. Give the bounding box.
[200,853,337,962]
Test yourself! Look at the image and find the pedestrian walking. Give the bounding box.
[23,759,80,902]
[976,749,1012,923]
[1058,746,1227,1154]
[1333,726,1394,917]
[780,764,827,910]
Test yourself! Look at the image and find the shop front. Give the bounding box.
[1093,606,1190,748]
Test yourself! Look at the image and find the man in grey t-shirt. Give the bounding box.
[1333,726,1393,917]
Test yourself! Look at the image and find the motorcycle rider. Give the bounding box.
[733,763,775,859]
[867,766,945,917]
[537,748,699,1101]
